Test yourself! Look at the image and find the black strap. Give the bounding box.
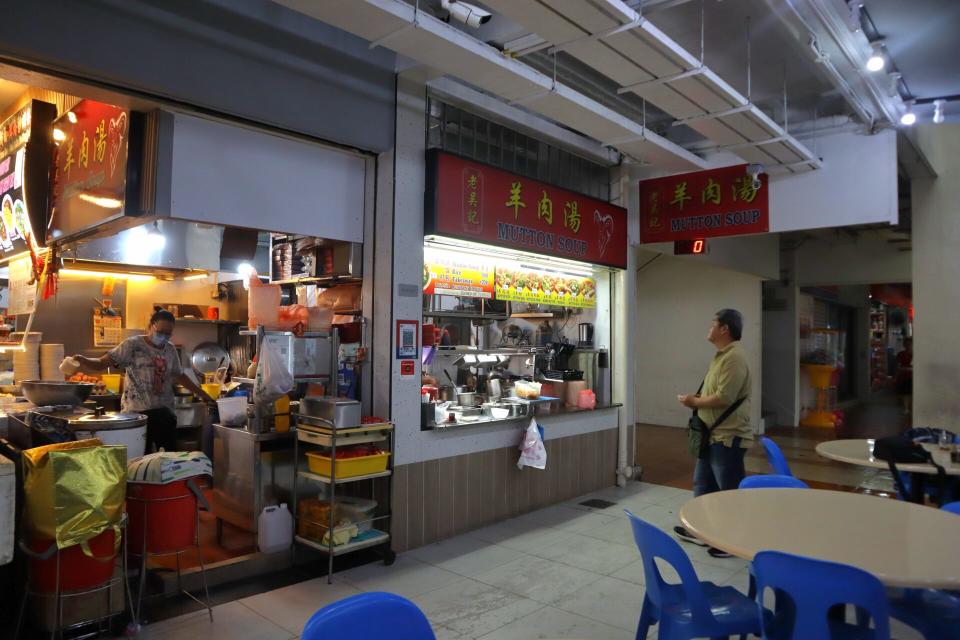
[691,376,747,442]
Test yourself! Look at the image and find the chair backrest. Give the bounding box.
[751,551,890,640]
[739,474,810,490]
[625,510,712,620]
[302,592,436,640]
[942,501,960,515]
[761,437,793,476]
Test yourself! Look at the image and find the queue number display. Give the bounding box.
[674,239,708,255]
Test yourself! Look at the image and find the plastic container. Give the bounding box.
[308,306,334,332]
[577,389,597,409]
[257,503,293,554]
[247,283,281,329]
[337,496,377,534]
[201,383,222,399]
[126,480,199,555]
[305,450,390,479]
[101,373,122,393]
[29,528,117,592]
[217,396,247,426]
[274,396,290,432]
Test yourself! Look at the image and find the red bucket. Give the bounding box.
[126,479,199,555]
[29,528,117,593]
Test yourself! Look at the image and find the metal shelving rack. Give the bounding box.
[292,416,395,583]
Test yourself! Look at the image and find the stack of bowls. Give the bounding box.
[40,343,65,381]
[12,332,42,382]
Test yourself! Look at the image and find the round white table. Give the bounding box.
[679,488,960,589]
[816,438,960,475]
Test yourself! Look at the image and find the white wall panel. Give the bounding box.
[165,113,366,242]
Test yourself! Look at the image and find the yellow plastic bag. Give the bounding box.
[22,439,127,551]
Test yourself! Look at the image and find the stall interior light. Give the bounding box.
[66,112,78,124]
[0,250,38,266]
[78,193,123,209]
[183,273,209,281]
[60,268,155,281]
[900,104,917,126]
[424,236,600,277]
[478,354,498,363]
[933,99,946,124]
[52,128,66,142]
[462,354,478,364]
[147,221,166,251]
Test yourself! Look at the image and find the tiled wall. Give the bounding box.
[390,427,619,552]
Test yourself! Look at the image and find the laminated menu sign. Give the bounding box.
[8,256,34,316]
[495,264,596,309]
[423,247,495,299]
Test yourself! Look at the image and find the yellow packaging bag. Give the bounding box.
[22,439,127,551]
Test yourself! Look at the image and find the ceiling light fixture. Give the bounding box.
[866,41,885,72]
[900,102,916,126]
[933,99,946,124]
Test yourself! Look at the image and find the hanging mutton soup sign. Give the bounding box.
[425,150,628,269]
[638,164,769,243]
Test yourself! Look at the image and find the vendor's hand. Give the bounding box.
[678,394,699,409]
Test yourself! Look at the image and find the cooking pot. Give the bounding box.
[457,391,477,407]
[485,378,502,401]
[438,385,456,402]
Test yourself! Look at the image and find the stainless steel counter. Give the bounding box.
[211,423,295,534]
[426,402,622,431]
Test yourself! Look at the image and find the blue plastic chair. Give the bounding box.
[751,550,890,639]
[301,592,436,640]
[761,437,793,476]
[887,587,960,640]
[739,475,810,490]
[625,510,761,640]
[941,501,960,515]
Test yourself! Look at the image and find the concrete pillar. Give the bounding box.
[912,124,960,427]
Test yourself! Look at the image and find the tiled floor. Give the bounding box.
[128,480,923,639]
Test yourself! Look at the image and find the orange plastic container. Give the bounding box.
[305,451,390,478]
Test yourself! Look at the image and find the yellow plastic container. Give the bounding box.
[305,451,390,479]
[201,383,221,399]
[274,396,290,433]
[101,374,122,394]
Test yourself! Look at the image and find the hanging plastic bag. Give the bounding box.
[517,418,547,470]
[254,340,294,406]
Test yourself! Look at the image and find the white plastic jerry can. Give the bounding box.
[258,503,293,554]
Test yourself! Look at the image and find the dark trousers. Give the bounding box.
[693,437,746,497]
[143,408,178,453]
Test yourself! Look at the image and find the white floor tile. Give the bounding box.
[480,523,582,555]
[551,575,646,632]
[471,554,604,605]
[238,577,360,634]
[579,516,637,548]
[337,554,462,598]
[531,532,639,576]
[408,534,526,578]
[413,577,545,639]
[475,605,634,640]
[138,601,292,640]
[434,625,467,640]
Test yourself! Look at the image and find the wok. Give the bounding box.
[21,380,95,406]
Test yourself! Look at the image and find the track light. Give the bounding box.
[866,41,885,72]
[147,221,166,250]
[900,103,916,127]
[933,99,945,124]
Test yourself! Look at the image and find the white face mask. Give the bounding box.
[151,333,170,348]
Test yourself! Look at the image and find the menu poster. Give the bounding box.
[423,247,495,299]
[495,264,596,309]
[93,309,122,347]
[8,256,35,316]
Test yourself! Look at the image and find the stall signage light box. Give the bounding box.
[49,100,131,244]
[425,150,628,269]
[0,101,56,259]
[639,164,769,243]
[495,264,596,309]
[423,246,495,299]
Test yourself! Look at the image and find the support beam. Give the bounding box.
[670,103,752,126]
[617,67,705,94]
[546,18,645,56]
[719,135,790,151]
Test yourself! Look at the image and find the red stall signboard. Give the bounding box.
[425,150,628,269]
[49,100,131,243]
[638,164,769,243]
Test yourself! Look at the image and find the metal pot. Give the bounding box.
[20,381,94,406]
[457,391,477,407]
[438,385,456,402]
[485,378,502,401]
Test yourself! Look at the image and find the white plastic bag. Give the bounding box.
[517,418,547,470]
[254,341,294,406]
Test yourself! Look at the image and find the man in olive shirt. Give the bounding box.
[674,308,752,558]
